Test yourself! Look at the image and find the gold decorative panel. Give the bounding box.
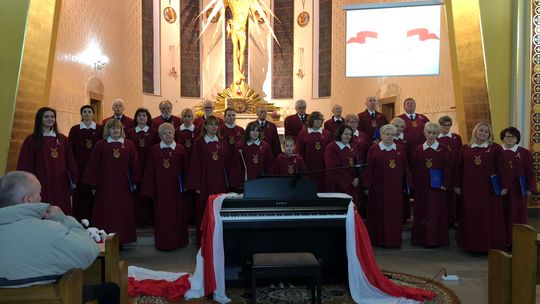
[529,0,540,206]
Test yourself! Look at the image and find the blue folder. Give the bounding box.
[490,174,501,196]
[518,176,527,196]
[429,169,444,189]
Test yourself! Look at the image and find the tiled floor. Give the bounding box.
[121,216,540,303]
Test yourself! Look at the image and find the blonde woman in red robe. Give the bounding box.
[411,122,453,247]
[17,107,78,215]
[324,125,359,200]
[141,123,188,250]
[82,119,140,245]
[455,122,508,252]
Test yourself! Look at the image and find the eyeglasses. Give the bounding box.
[504,134,516,138]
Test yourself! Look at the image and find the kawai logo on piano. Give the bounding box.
[275,201,288,205]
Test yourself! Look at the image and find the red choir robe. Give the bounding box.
[256,120,282,157]
[81,138,141,244]
[351,130,371,163]
[126,126,159,225]
[297,128,332,192]
[363,142,411,247]
[274,153,307,176]
[411,142,453,247]
[174,124,200,223]
[102,115,135,130]
[323,116,344,137]
[187,135,229,227]
[394,133,414,222]
[218,124,244,164]
[357,110,388,141]
[324,141,359,200]
[456,143,508,252]
[230,140,274,190]
[68,122,103,220]
[141,142,188,250]
[397,113,430,150]
[152,115,182,129]
[284,114,309,139]
[193,115,224,128]
[17,133,78,215]
[438,132,463,223]
[501,145,537,244]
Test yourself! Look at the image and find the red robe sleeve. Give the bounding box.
[140,145,157,199]
[262,142,275,175]
[65,137,79,184]
[127,140,142,185]
[324,143,352,191]
[17,136,35,173]
[187,139,203,191]
[494,144,510,190]
[229,144,245,189]
[523,149,538,193]
[362,145,377,189]
[81,141,102,187]
[442,144,454,190]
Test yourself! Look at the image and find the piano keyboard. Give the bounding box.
[220,212,347,222]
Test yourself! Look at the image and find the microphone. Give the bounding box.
[238,149,248,181]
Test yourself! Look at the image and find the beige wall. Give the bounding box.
[48,0,143,133]
[331,0,458,131]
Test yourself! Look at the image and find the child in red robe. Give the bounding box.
[411,122,453,247]
[82,119,140,245]
[18,107,78,215]
[274,138,306,176]
[141,123,188,250]
[324,125,359,200]
[126,108,159,226]
[68,105,103,220]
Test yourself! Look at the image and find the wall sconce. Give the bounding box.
[94,60,107,70]
[77,41,109,70]
[169,45,178,78]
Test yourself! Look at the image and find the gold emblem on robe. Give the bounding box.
[412,121,418,127]
[212,151,219,160]
[50,148,59,159]
[229,136,235,144]
[113,148,120,158]
[371,121,377,128]
[185,139,191,148]
[389,159,396,169]
[288,164,295,174]
[139,138,146,148]
[260,132,265,140]
[349,157,354,167]
[474,155,482,165]
[426,158,432,168]
[509,160,513,169]
[163,158,170,168]
[252,154,259,164]
[85,139,93,149]
[315,141,321,150]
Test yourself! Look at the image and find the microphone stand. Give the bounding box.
[238,149,248,181]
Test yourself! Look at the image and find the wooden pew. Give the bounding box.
[488,250,511,304]
[0,268,83,304]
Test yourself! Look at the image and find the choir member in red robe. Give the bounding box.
[437,115,463,224]
[141,123,188,250]
[230,122,274,190]
[324,125,359,199]
[152,100,182,129]
[274,138,307,176]
[187,116,229,228]
[499,127,537,245]
[219,107,244,164]
[102,98,135,130]
[324,104,344,137]
[175,108,200,223]
[411,122,453,247]
[17,107,78,215]
[82,119,141,244]
[390,117,414,223]
[284,99,309,139]
[357,96,388,142]
[397,98,430,150]
[193,100,224,128]
[363,124,411,247]
[126,108,159,226]
[255,107,282,157]
[297,111,332,192]
[68,105,103,220]
[456,122,508,252]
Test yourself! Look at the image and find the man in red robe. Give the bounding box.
[193,100,224,128]
[357,96,388,142]
[397,98,430,150]
[284,99,309,139]
[219,107,244,164]
[324,104,344,136]
[152,100,182,129]
[102,99,135,130]
[255,107,282,157]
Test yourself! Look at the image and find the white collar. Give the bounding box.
[471,141,489,148]
[161,114,171,119]
[333,116,342,122]
[379,142,397,151]
[438,132,452,138]
[367,110,376,115]
[43,130,56,137]
[107,136,124,143]
[204,134,219,143]
[502,144,519,152]
[80,121,96,130]
[353,129,359,137]
[308,128,322,134]
[135,125,149,133]
[406,112,416,119]
[396,133,404,140]
[225,123,236,129]
[160,141,177,150]
[423,141,440,150]
[246,139,261,146]
[180,124,194,131]
[336,141,350,150]
[298,114,306,119]
[114,114,124,120]
[258,119,267,125]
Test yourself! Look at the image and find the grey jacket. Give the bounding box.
[0,203,100,287]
